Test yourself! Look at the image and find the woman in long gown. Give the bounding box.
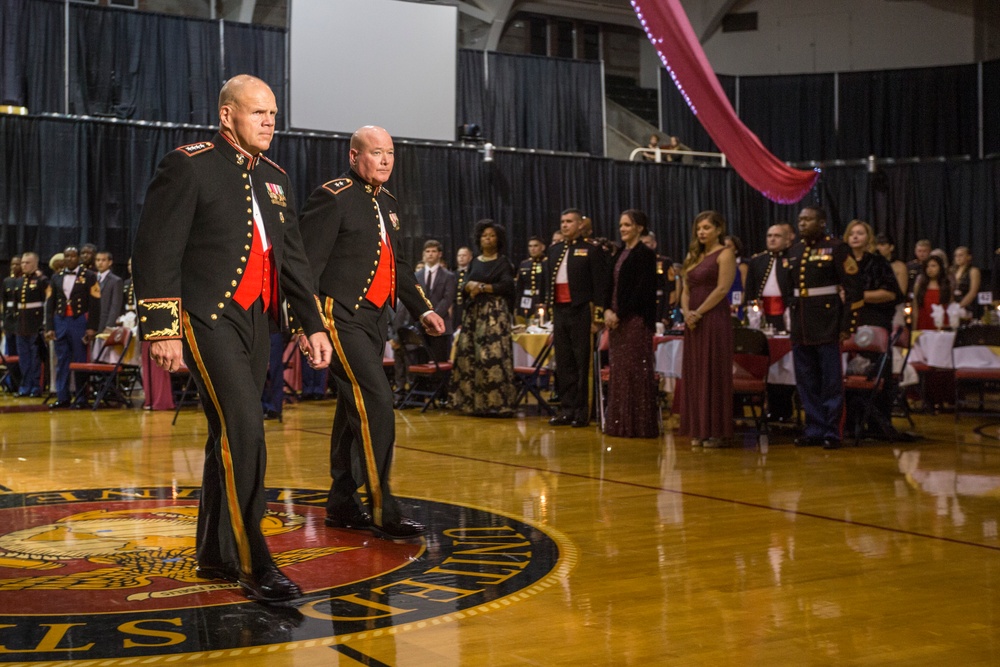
[449,220,517,416]
[603,209,660,438]
[679,211,737,447]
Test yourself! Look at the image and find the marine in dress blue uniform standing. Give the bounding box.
[44,247,101,407]
[14,252,48,397]
[132,75,332,603]
[299,125,446,540]
[514,236,548,321]
[778,206,863,450]
[546,209,611,427]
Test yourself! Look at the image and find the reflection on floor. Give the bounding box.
[1,393,999,665]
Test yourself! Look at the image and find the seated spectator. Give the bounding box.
[912,255,952,330]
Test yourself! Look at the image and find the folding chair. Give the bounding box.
[171,364,199,425]
[842,326,895,446]
[953,324,1000,420]
[0,352,20,393]
[732,327,770,440]
[513,333,554,416]
[596,329,610,430]
[890,326,915,427]
[69,327,139,409]
[395,326,453,411]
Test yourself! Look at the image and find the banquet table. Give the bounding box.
[654,333,795,385]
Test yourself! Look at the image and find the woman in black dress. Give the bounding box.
[602,209,660,438]
[449,220,517,416]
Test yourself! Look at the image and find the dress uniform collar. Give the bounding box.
[349,168,382,197]
[217,132,260,171]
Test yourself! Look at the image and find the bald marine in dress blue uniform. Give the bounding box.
[132,75,332,603]
[299,125,446,541]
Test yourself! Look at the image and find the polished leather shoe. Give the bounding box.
[49,400,72,409]
[370,518,426,540]
[196,563,240,583]
[263,409,280,420]
[794,436,821,447]
[822,438,841,450]
[571,419,590,428]
[324,510,373,529]
[239,565,302,603]
[549,415,572,426]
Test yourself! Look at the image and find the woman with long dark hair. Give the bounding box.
[449,219,517,416]
[602,209,660,438]
[679,211,737,447]
[912,255,952,330]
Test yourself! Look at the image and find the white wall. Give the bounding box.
[696,0,975,75]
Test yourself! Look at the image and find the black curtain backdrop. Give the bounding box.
[224,21,286,128]
[984,59,1000,157]
[837,64,978,160]
[739,73,836,162]
[456,51,604,155]
[0,0,64,111]
[2,115,997,280]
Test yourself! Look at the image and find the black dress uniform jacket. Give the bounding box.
[545,237,611,315]
[654,254,675,322]
[777,235,863,345]
[299,169,433,319]
[44,268,101,332]
[1,275,18,338]
[745,250,782,302]
[132,132,325,341]
[515,257,548,319]
[16,272,49,336]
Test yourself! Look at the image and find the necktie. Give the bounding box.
[427,269,434,293]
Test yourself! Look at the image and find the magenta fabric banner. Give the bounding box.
[632,0,819,203]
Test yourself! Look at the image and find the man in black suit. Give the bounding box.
[300,125,446,541]
[44,246,101,407]
[92,250,124,360]
[546,208,611,427]
[515,236,548,322]
[14,252,48,397]
[2,255,21,360]
[132,74,332,603]
[415,239,456,362]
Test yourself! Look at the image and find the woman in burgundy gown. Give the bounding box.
[679,211,737,447]
[603,209,660,438]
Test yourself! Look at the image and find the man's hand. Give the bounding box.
[304,331,333,369]
[420,312,446,336]
[150,339,184,373]
[83,329,96,345]
[604,310,619,330]
[44,330,55,342]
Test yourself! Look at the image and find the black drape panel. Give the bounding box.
[2,115,997,285]
[837,64,978,160]
[984,59,1000,157]
[739,73,836,162]
[659,69,736,153]
[224,21,286,125]
[68,5,219,123]
[485,52,604,155]
[456,49,485,131]
[0,0,63,111]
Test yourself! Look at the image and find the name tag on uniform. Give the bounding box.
[574,248,588,256]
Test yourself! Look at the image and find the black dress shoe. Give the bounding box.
[263,409,280,420]
[324,510,373,529]
[571,419,590,428]
[196,563,240,583]
[49,400,72,409]
[794,436,821,447]
[822,438,841,450]
[370,518,426,540]
[239,564,302,603]
[549,415,572,426]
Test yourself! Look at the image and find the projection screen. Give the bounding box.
[289,0,458,141]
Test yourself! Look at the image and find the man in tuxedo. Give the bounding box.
[415,240,456,361]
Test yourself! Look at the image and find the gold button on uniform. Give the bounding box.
[231,280,238,287]
[218,302,224,308]
[225,291,231,297]
[211,314,218,320]
[237,268,243,275]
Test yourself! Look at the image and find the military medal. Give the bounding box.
[265,183,287,207]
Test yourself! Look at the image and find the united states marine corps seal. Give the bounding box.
[0,487,572,662]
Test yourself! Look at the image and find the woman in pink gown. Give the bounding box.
[679,211,737,447]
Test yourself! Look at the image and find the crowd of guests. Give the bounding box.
[3,211,998,444]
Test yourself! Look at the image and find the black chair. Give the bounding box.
[395,326,452,412]
[890,326,915,427]
[732,327,771,440]
[514,333,554,416]
[0,351,20,393]
[171,364,199,425]
[953,324,1000,420]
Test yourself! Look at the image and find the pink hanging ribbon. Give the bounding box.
[632,0,820,204]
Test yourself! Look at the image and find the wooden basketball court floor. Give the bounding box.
[2,393,1000,666]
